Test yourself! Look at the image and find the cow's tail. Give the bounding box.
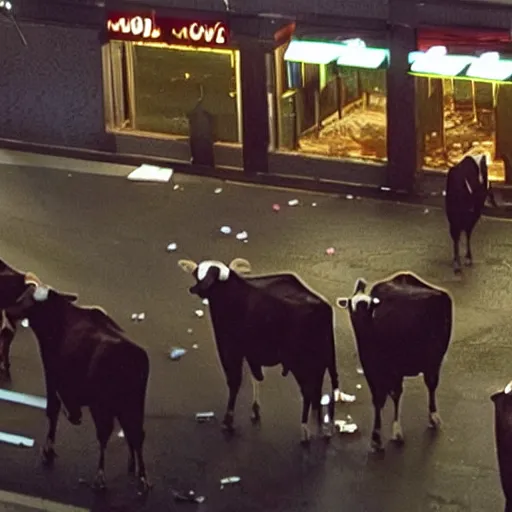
[327,319,340,404]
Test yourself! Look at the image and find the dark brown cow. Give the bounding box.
[178,257,341,443]
[491,382,512,512]
[4,279,151,493]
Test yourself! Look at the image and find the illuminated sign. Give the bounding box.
[107,12,230,47]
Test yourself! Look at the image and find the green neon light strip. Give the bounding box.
[284,39,389,69]
[284,40,348,65]
[409,71,512,85]
[336,47,389,69]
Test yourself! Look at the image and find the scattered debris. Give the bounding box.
[380,186,391,192]
[356,384,362,390]
[356,368,364,375]
[312,202,317,207]
[220,226,232,235]
[167,242,178,252]
[0,389,47,409]
[187,328,193,334]
[236,231,248,241]
[131,313,145,322]
[326,247,335,256]
[424,208,430,214]
[172,490,206,504]
[170,348,187,361]
[202,299,209,306]
[127,164,173,183]
[346,194,354,200]
[288,199,299,206]
[196,412,215,422]
[21,318,29,328]
[173,184,180,191]
[335,419,358,434]
[356,196,362,200]
[117,430,125,438]
[338,392,356,403]
[214,188,223,194]
[0,431,34,448]
[220,476,241,489]
[272,203,281,212]
[442,190,446,196]
[192,344,199,349]
[195,310,204,318]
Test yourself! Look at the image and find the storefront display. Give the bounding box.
[410,28,512,182]
[274,37,389,164]
[104,12,242,144]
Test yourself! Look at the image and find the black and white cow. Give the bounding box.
[445,153,497,273]
[4,277,151,493]
[337,272,453,451]
[178,257,343,443]
[491,381,512,512]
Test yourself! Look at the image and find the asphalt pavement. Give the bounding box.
[0,151,510,511]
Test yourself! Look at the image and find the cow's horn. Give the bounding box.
[229,258,251,274]
[354,278,367,294]
[178,260,198,274]
[24,272,42,286]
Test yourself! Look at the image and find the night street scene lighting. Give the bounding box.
[0,0,28,46]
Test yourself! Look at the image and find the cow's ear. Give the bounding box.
[178,259,198,274]
[229,258,251,274]
[354,278,367,294]
[59,292,78,303]
[336,298,349,309]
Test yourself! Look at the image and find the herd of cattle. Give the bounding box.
[0,153,509,508]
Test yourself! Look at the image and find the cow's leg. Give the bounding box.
[117,408,151,494]
[371,391,387,452]
[450,225,462,273]
[90,405,115,491]
[300,386,312,444]
[0,326,15,381]
[424,370,442,429]
[250,377,261,424]
[42,388,61,466]
[464,228,473,266]
[222,362,243,432]
[390,380,404,444]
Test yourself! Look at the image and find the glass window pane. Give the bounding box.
[274,46,387,163]
[416,76,506,181]
[131,44,240,143]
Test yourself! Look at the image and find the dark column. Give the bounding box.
[386,1,417,192]
[240,43,269,174]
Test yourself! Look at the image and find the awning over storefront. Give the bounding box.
[409,46,512,82]
[284,38,389,69]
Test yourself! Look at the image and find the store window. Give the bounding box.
[273,38,389,164]
[412,45,512,182]
[103,13,242,144]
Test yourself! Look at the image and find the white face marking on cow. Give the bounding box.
[33,285,49,302]
[505,381,512,395]
[197,261,230,282]
[350,294,379,310]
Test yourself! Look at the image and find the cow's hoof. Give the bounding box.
[92,471,107,492]
[137,476,152,495]
[391,421,404,444]
[250,402,261,424]
[464,257,473,267]
[428,412,442,430]
[41,447,57,467]
[221,417,235,433]
[300,424,311,445]
[127,458,136,475]
[321,423,334,439]
[371,431,384,453]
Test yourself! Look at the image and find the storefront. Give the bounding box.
[410,26,512,183]
[103,11,243,166]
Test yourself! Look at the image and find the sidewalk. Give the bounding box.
[0,490,88,512]
[1,146,512,219]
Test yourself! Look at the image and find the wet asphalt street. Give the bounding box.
[0,157,510,511]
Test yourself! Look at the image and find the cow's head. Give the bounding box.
[0,259,45,310]
[178,258,252,299]
[336,278,380,321]
[5,279,78,322]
